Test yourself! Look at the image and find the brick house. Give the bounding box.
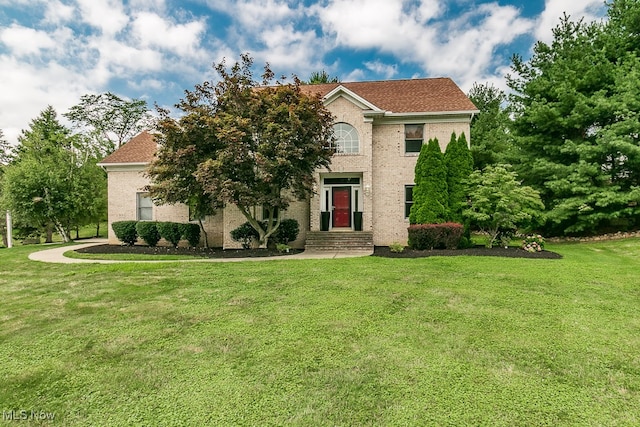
[99,78,478,250]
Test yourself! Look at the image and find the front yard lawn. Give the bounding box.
[1,239,639,425]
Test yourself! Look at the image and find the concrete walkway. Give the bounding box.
[28,239,373,264]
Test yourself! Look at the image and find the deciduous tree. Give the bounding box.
[1,107,106,242]
[463,165,544,248]
[148,54,335,247]
[64,92,154,154]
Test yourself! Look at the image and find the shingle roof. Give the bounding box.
[101,78,476,165]
[98,131,157,164]
[300,78,477,113]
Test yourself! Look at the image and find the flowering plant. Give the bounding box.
[522,234,545,252]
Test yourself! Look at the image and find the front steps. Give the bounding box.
[304,231,374,252]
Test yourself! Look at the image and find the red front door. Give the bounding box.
[332,187,351,227]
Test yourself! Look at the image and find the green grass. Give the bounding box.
[1,239,639,426]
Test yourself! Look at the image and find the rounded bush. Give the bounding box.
[407,222,464,250]
[112,221,139,246]
[230,222,259,249]
[270,219,300,245]
[157,222,182,247]
[135,222,160,247]
[179,223,201,247]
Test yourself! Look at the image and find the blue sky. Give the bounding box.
[0,0,607,146]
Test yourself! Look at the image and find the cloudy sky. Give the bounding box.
[1,0,607,146]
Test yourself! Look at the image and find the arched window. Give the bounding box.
[333,123,359,154]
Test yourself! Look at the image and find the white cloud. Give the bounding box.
[536,0,607,43]
[315,0,422,49]
[127,78,165,91]
[43,0,75,24]
[0,24,57,56]
[252,24,327,75]
[364,60,398,79]
[205,0,297,28]
[88,36,164,75]
[315,0,534,89]
[416,0,446,23]
[131,12,206,57]
[77,0,130,35]
[0,55,94,145]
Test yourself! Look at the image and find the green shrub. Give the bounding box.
[135,222,160,247]
[276,243,291,253]
[157,222,182,247]
[409,138,449,224]
[407,222,464,250]
[230,222,259,249]
[389,242,405,253]
[112,221,139,246]
[231,219,300,248]
[270,219,300,245]
[180,223,201,247]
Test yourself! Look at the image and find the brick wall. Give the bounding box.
[371,122,471,246]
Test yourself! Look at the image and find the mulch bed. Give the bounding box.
[77,243,562,259]
[372,246,562,259]
[76,244,303,258]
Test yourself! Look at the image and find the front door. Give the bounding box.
[332,187,351,228]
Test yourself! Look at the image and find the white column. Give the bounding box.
[6,210,12,248]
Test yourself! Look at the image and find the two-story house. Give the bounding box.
[99,77,478,250]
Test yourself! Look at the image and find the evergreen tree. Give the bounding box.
[445,132,474,222]
[409,138,448,224]
[507,10,640,235]
[468,83,513,170]
[0,129,12,165]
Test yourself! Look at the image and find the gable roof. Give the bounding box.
[98,131,157,165]
[300,78,477,114]
[100,79,476,165]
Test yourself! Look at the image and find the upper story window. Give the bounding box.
[137,192,153,221]
[405,124,424,153]
[332,123,359,154]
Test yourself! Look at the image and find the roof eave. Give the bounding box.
[97,161,150,169]
[384,109,480,117]
[324,85,385,113]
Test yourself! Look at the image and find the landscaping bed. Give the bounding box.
[76,243,561,259]
[75,244,302,258]
[373,245,562,259]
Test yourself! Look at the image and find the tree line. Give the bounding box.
[0,95,152,244]
[469,0,640,236]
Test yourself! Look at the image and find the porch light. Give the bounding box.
[364,184,371,196]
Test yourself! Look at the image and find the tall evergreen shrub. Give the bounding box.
[409,138,449,224]
[444,132,474,222]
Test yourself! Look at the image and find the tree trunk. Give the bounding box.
[95,222,100,238]
[52,219,70,243]
[198,218,209,249]
[45,223,54,243]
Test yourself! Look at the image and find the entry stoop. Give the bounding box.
[304,231,374,252]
